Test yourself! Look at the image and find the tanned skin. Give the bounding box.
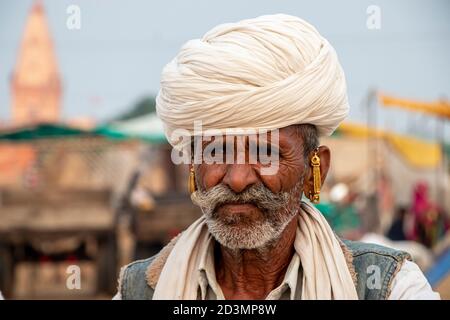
[191,125,331,299]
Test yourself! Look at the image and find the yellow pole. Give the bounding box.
[378,93,450,119]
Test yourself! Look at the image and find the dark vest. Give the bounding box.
[119,239,411,300]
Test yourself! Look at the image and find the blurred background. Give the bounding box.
[0,0,449,299]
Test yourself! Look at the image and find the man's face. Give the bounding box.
[192,125,317,250]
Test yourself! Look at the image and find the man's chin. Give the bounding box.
[204,217,280,250]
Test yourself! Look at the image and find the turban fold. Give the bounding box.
[156,14,349,148]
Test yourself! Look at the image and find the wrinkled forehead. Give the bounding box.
[193,125,303,150]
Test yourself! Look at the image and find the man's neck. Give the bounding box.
[215,215,298,300]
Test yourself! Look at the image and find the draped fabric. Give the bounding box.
[156,14,349,149]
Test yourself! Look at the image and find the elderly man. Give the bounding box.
[114,14,439,300]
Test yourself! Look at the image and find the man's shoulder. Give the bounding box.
[118,234,181,299]
[342,238,411,261]
[341,238,413,299]
[118,256,157,300]
[121,256,156,279]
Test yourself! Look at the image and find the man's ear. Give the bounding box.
[318,145,331,186]
[303,145,331,197]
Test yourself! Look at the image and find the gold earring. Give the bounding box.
[189,167,197,194]
[309,148,321,203]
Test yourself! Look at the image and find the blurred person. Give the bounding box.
[114,14,439,300]
[315,183,363,240]
[411,182,432,245]
[387,206,408,241]
[317,183,363,240]
[411,182,449,248]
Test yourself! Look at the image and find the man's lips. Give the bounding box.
[216,202,261,215]
[213,202,266,224]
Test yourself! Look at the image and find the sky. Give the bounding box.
[0,0,449,139]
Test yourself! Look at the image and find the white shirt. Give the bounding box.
[389,260,440,300]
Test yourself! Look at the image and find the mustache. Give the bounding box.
[191,183,291,215]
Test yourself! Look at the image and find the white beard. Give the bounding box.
[204,210,296,249]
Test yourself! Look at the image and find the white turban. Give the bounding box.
[156,14,349,148]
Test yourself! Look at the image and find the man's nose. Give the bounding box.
[222,164,259,193]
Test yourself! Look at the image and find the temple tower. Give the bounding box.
[11,0,61,125]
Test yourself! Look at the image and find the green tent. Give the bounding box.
[0,114,167,144]
[0,123,90,141]
[94,113,167,143]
